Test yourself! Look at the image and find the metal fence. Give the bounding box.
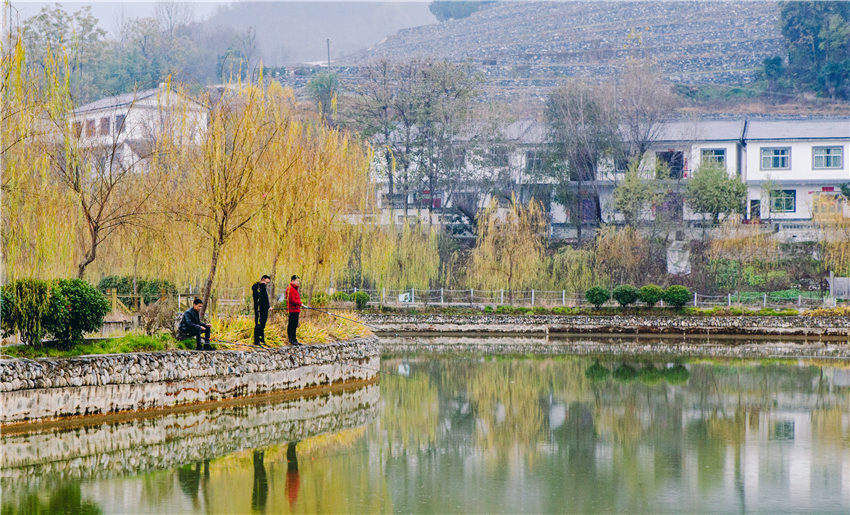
[334,287,832,310]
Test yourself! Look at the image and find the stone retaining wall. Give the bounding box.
[1,384,378,485]
[0,338,379,424]
[363,314,850,337]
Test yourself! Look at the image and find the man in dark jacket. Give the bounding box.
[285,275,302,346]
[179,298,212,350]
[252,275,271,345]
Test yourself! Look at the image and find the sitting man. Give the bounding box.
[179,298,213,350]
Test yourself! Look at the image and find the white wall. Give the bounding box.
[746,140,849,183]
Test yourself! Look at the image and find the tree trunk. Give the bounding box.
[200,241,220,319]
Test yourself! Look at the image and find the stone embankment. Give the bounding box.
[363,314,850,338]
[1,384,378,485]
[0,337,379,424]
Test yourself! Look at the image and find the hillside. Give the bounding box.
[344,1,783,97]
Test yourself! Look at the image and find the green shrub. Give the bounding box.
[49,279,110,344]
[612,285,638,308]
[584,286,611,308]
[531,306,549,315]
[331,291,351,302]
[637,284,664,307]
[353,291,370,310]
[663,364,690,385]
[663,285,692,309]
[3,279,53,346]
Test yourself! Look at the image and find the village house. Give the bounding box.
[370,117,850,241]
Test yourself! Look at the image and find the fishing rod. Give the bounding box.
[301,305,384,332]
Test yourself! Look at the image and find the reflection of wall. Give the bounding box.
[0,338,378,423]
[1,384,378,485]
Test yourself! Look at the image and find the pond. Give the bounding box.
[4,342,850,513]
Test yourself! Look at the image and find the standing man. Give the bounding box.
[179,298,212,350]
[286,275,302,346]
[252,275,271,346]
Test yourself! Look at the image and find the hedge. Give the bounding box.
[612,285,638,307]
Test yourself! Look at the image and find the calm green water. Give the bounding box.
[5,349,850,513]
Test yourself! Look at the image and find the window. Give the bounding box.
[525,150,546,172]
[489,146,510,167]
[114,114,126,134]
[770,189,796,213]
[85,119,96,137]
[701,148,726,167]
[813,146,843,169]
[760,147,790,170]
[72,121,82,137]
[99,117,110,135]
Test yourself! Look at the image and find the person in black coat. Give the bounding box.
[178,298,212,350]
[252,275,271,345]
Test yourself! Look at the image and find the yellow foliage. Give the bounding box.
[210,310,370,348]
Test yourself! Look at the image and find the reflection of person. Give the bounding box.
[251,450,268,511]
[285,441,300,509]
[285,275,302,346]
[178,298,212,350]
[252,275,271,345]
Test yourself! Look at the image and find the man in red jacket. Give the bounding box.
[285,275,302,346]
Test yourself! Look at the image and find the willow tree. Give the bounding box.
[813,194,850,275]
[359,223,441,291]
[161,79,284,315]
[1,38,77,279]
[468,200,547,300]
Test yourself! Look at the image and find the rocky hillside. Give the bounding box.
[345,1,782,95]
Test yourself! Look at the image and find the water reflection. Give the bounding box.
[4,351,850,512]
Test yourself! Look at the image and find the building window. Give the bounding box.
[73,121,82,137]
[85,119,96,137]
[489,146,510,167]
[760,147,790,170]
[114,114,126,134]
[813,146,843,169]
[770,189,796,213]
[701,148,726,167]
[99,117,110,135]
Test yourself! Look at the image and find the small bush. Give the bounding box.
[49,279,110,344]
[331,291,351,302]
[637,284,664,307]
[612,285,638,308]
[353,291,370,310]
[585,286,611,308]
[531,306,549,315]
[663,285,692,309]
[311,291,329,307]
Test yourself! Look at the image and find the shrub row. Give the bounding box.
[1,278,110,347]
[585,284,692,309]
[98,275,176,304]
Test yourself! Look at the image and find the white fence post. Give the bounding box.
[381,288,385,305]
[470,289,474,305]
[411,287,415,304]
[531,289,535,307]
[562,290,566,306]
[763,293,767,307]
[440,288,444,305]
[500,289,504,304]
[694,291,698,307]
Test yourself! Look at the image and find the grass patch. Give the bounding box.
[1,333,191,359]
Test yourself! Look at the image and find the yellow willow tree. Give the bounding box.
[1,38,77,279]
[160,79,286,316]
[468,199,547,301]
[359,222,441,291]
[813,195,850,275]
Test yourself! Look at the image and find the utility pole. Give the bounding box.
[326,38,331,68]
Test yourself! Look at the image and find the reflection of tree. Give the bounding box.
[251,451,268,511]
[1,482,101,514]
[381,371,439,452]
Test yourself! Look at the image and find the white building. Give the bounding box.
[70,84,208,170]
[370,117,850,240]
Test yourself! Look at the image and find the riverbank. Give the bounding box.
[0,337,379,425]
[362,313,850,338]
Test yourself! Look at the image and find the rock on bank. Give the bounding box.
[0,337,379,424]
